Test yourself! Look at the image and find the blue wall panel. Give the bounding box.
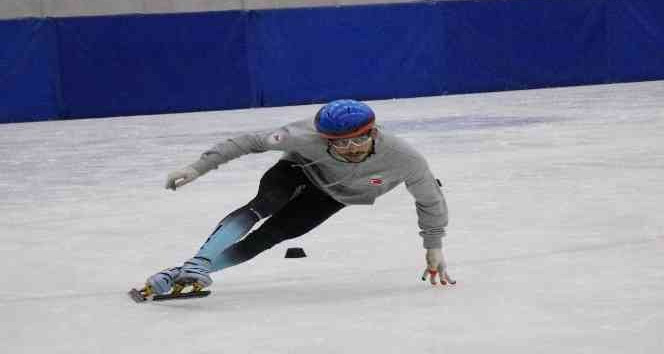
[1,0,664,123]
[55,12,251,119]
[249,3,446,106]
[606,0,664,82]
[0,19,60,123]
[442,0,609,94]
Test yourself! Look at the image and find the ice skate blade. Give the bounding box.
[128,288,148,303]
[129,286,210,303]
[152,290,211,301]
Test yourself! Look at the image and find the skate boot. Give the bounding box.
[174,256,213,293]
[131,257,212,302]
[144,267,183,295]
[129,261,213,303]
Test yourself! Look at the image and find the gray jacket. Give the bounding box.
[189,119,448,249]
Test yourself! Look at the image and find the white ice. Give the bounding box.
[1,81,663,354]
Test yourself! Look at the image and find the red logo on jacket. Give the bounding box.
[368,177,383,186]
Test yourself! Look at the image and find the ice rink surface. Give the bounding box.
[1,81,663,353]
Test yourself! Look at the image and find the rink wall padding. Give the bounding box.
[1,0,663,123]
[0,19,61,123]
[606,0,664,82]
[55,12,252,119]
[248,3,446,107]
[442,0,609,93]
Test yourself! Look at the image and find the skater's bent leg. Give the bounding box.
[195,160,308,262]
[211,187,345,271]
[147,161,309,293]
[245,160,310,218]
[194,205,261,261]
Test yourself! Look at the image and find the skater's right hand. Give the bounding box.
[165,167,200,190]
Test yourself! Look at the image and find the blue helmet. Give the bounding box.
[315,99,375,138]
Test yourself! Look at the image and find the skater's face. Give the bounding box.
[328,131,375,163]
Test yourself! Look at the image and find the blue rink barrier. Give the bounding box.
[248,2,446,107]
[606,0,664,82]
[0,0,663,123]
[55,12,252,119]
[441,0,609,93]
[0,19,60,123]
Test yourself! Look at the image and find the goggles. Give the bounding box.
[328,134,372,149]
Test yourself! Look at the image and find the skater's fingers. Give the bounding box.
[421,269,429,282]
[436,264,446,285]
[166,167,199,191]
[421,268,437,285]
[174,178,187,188]
[442,271,456,285]
[421,268,447,286]
[428,269,439,285]
[166,177,184,190]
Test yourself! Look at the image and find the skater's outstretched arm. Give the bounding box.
[164,120,312,191]
[402,149,455,286]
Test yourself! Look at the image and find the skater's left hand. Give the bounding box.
[421,248,456,286]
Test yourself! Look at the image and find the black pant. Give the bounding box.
[217,160,344,268]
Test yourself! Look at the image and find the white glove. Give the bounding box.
[421,248,456,286]
[165,167,200,191]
